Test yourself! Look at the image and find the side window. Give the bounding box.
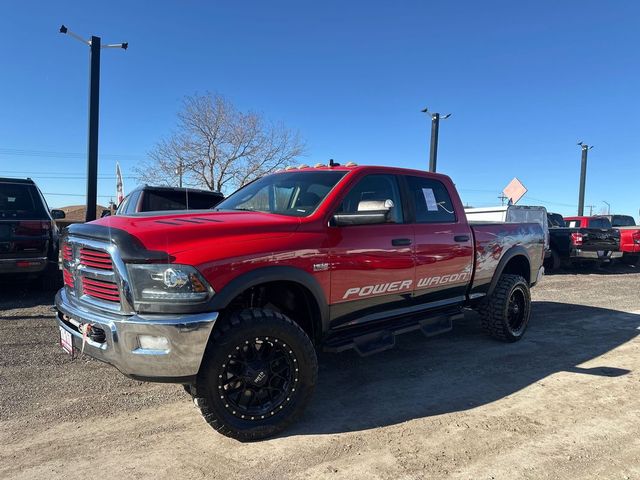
[406,176,456,223]
[336,174,403,224]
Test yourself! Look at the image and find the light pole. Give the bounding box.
[577,141,593,216]
[59,25,128,222]
[602,200,611,215]
[421,107,451,173]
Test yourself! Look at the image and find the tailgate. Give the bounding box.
[0,220,50,259]
[579,228,619,251]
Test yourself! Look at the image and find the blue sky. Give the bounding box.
[1,1,638,217]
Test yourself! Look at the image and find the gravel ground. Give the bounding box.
[1,264,639,480]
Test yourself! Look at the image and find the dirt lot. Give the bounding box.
[1,265,639,480]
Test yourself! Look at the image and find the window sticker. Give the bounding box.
[422,188,438,211]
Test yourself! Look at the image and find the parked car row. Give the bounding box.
[540,212,640,270]
[464,204,639,270]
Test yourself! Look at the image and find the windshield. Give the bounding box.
[611,215,636,227]
[216,170,347,217]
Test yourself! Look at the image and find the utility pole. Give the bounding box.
[586,204,595,216]
[60,25,128,222]
[576,141,593,216]
[421,107,451,172]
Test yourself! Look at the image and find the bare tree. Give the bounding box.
[135,93,306,193]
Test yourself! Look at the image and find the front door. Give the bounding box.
[327,174,415,329]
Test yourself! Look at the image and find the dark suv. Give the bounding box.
[113,186,224,215]
[0,177,65,288]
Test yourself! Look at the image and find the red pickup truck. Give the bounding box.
[55,164,545,440]
[598,215,640,265]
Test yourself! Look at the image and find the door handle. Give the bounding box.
[454,235,470,242]
[392,238,412,246]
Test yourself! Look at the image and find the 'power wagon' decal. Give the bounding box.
[342,272,470,300]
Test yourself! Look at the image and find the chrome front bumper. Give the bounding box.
[55,289,218,381]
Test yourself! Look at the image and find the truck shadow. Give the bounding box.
[287,301,639,436]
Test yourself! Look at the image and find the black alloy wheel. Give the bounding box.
[507,287,527,335]
[219,336,298,420]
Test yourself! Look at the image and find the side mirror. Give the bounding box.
[332,199,394,226]
[51,209,66,220]
[101,209,112,218]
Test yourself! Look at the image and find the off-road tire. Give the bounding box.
[193,308,317,442]
[477,274,531,342]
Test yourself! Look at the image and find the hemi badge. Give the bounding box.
[313,263,329,272]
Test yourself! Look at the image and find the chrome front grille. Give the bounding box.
[61,236,134,315]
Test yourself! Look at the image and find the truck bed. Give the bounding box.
[469,222,545,298]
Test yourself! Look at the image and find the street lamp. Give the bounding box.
[421,107,451,173]
[576,141,594,216]
[602,200,611,215]
[59,25,128,222]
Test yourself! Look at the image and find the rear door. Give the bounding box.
[328,174,415,328]
[404,175,474,307]
[0,182,50,260]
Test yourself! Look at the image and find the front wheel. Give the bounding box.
[193,308,317,441]
[477,274,531,342]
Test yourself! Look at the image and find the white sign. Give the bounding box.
[422,188,438,211]
[503,178,527,205]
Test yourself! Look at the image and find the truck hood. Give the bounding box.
[89,210,301,255]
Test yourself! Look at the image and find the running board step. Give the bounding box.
[324,310,463,357]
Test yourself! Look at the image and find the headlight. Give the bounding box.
[127,264,214,308]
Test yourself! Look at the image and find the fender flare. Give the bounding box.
[486,245,531,297]
[207,266,329,337]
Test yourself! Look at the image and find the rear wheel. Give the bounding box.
[477,274,531,342]
[193,308,317,441]
[544,249,561,271]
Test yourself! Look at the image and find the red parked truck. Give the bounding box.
[55,164,545,440]
[597,215,640,265]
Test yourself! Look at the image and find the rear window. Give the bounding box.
[566,220,581,228]
[141,190,223,212]
[0,183,47,219]
[611,215,636,227]
[588,218,612,229]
